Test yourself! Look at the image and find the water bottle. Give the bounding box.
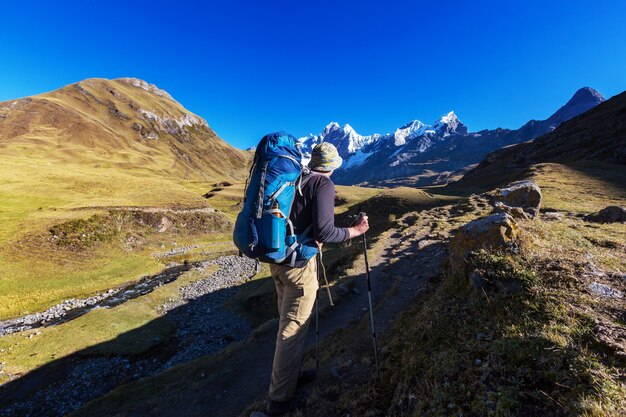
[262,201,284,250]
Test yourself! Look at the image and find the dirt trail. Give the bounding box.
[73,209,452,417]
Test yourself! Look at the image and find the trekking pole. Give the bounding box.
[315,259,320,370]
[357,212,380,373]
[315,250,333,370]
[318,251,334,306]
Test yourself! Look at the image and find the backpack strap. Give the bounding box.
[297,168,315,196]
[256,161,269,219]
[280,171,321,267]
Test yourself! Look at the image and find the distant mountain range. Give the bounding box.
[298,87,605,186]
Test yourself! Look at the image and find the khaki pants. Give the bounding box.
[268,256,319,402]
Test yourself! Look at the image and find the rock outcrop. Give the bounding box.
[449,213,520,272]
[492,180,542,218]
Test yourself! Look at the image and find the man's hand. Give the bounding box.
[348,214,369,238]
[316,240,323,250]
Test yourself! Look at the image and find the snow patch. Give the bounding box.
[343,148,372,168]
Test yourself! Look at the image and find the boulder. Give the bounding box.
[492,180,542,218]
[494,202,531,220]
[449,213,521,272]
[585,206,626,224]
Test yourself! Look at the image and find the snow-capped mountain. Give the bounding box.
[298,87,605,186]
[298,111,468,170]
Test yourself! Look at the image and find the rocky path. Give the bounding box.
[0,256,257,417]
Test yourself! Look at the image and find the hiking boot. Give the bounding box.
[265,399,291,416]
[265,389,309,416]
[296,369,317,387]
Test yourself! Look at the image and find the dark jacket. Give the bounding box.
[288,173,349,267]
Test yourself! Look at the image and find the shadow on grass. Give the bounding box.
[0,275,274,417]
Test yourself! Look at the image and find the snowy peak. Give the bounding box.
[433,111,468,137]
[438,111,459,125]
[393,120,427,146]
[322,121,341,134]
[299,112,469,170]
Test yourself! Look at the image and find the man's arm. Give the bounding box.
[312,178,369,243]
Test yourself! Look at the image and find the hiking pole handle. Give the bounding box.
[349,211,368,227]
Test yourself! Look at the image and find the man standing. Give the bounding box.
[265,142,370,416]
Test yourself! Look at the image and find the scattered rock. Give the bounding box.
[158,216,174,233]
[585,206,626,224]
[0,255,259,417]
[589,282,623,299]
[595,321,626,359]
[494,202,531,219]
[492,180,542,218]
[417,239,441,250]
[542,211,565,221]
[449,213,520,272]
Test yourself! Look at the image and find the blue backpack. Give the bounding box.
[233,132,319,266]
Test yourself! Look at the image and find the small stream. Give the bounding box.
[0,263,198,337]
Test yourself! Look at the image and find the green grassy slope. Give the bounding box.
[0,78,251,319]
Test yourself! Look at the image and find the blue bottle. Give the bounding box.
[261,201,285,250]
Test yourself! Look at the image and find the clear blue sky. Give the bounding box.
[1,1,625,148]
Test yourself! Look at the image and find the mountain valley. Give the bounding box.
[0,78,624,417]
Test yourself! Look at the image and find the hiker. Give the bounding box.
[264,142,369,415]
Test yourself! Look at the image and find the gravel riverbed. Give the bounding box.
[0,255,259,417]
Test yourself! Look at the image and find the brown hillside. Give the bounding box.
[456,90,626,190]
[0,77,250,180]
